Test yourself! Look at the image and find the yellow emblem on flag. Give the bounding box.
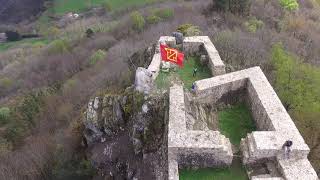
[165,47,178,62]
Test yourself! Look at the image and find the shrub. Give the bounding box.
[146,15,162,24]
[0,137,12,155]
[280,0,299,11]
[52,147,97,180]
[89,49,106,65]
[18,92,44,126]
[4,120,26,143]
[244,17,264,33]
[86,28,94,38]
[5,31,21,41]
[47,39,71,55]
[0,107,10,125]
[44,27,60,39]
[130,11,145,32]
[0,77,13,89]
[146,8,174,24]
[177,24,202,36]
[63,79,77,92]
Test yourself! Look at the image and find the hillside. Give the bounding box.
[0,0,319,179]
[0,0,45,23]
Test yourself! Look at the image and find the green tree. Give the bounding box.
[89,49,106,65]
[271,43,320,170]
[280,0,299,11]
[244,17,264,33]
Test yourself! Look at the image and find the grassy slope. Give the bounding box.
[218,103,256,145]
[0,38,49,52]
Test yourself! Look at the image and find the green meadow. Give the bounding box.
[53,0,158,15]
[0,38,49,52]
[218,103,256,145]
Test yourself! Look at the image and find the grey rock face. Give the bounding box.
[83,94,127,145]
[84,88,169,179]
[102,95,126,134]
[83,97,103,144]
[135,67,153,94]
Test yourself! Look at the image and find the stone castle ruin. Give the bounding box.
[139,36,318,180]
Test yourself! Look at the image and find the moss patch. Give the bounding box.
[218,103,256,146]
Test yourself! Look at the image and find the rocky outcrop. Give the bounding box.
[83,87,169,179]
[134,67,153,94]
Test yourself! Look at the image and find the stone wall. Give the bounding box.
[193,67,318,180]
[145,36,226,82]
[183,36,225,76]
[147,36,176,80]
[168,85,233,180]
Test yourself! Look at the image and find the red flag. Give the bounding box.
[160,44,184,67]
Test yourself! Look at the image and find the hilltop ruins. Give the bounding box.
[144,36,318,180]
